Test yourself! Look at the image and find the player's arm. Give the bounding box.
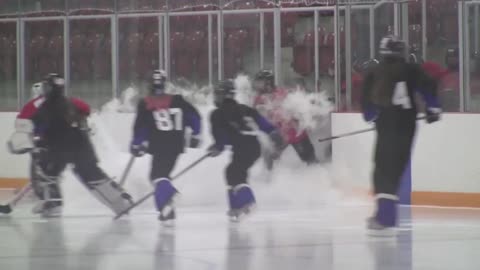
[360,71,378,122]
[180,96,202,148]
[208,110,228,157]
[413,64,441,123]
[71,97,91,116]
[8,98,44,154]
[130,99,149,157]
[250,108,285,153]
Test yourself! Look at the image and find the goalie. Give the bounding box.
[8,73,133,217]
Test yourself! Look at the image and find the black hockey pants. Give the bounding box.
[373,110,416,196]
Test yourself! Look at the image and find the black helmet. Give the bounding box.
[379,35,406,59]
[358,59,379,74]
[253,69,275,93]
[214,79,235,107]
[43,73,65,98]
[151,69,167,95]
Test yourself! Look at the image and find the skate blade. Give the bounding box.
[229,203,256,223]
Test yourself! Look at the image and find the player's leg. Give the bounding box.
[291,133,319,165]
[371,113,417,231]
[226,144,261,220]
[31,151,66,217]
[150,151,180,222]
[369,114,400,234]
[71,143,133,215]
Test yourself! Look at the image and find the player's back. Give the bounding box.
[365,58,433,115]
[211,100,262,149]
[32,96,90,150]
[136,94,197,153]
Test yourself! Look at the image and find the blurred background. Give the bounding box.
[0,0,478,112]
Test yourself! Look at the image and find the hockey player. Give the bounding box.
[253,70,318,169]
[7,81,62,210]
[11,73,133,217]
[208,79,284,221]
[362,35,441,235]
[130,70,201,222]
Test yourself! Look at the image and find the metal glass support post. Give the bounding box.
[334,3,340,111]
[273,5,281,86]
[314,10,319,92]
[394,1,400,36]
[345,4,352,109]
[402,1,409,48]
[111,16,118,98]
[475,5,479,54]
[369,6,375,59]
[260,12,265,69]
[421,0,427,60]
[158,15,164,70]
[464,3,471,112]
[18,19,25,106]
[459,1,466,112]
[208,14,213,85]
[164,12,171,77]
[218,8,224,81]
[64,17,70,96]
[16,19,22,108]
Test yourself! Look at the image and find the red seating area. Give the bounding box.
[24,21,64,81]
[69,19,111,80]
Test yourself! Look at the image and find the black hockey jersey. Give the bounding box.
[132,94,201,154]
[210,99,275,150]
[362,58,439,114]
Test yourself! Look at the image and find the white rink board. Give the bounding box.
[332,113,480,193]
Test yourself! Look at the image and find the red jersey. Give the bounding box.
[254,88,307,144]
[17,96,90,120]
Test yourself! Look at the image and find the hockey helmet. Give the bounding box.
[253,69,275,93]
[214,79,236,107]
[358,58,379,74]
[151,69,167,95]
[43,73,65,98]
[31,82,44,98]
[379,35,407,59]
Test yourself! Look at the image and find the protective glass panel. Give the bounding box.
[117,0,166,13]
[24,20,64,100]
[0,21,17,110]
[68,0,114,15]
[118,16,160,96]
[466,4,480,112]
[169,0,219,12]
[21,0,66,16]
[69,18,112,109]
[0,1,19,18]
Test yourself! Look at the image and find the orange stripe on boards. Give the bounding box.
[412,191,480,208]
[0,178,29,189]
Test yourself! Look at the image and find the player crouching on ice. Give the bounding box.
[362,36,441,235]
[208,80,284,221]
[129,70,202,223]
[7,73,133,217]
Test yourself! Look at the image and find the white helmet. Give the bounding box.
[31,82,43,98]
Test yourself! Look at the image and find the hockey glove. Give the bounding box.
[362,105,379,123]
[130,141,148,157]
[268,130,285,160]
[207,144,223,157]
[189,135,202,148]
[426,107,441,124]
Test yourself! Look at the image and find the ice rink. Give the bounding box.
[0,200,479,270]
[1,87,479,270]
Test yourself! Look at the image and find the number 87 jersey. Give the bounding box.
[132,94,201,154]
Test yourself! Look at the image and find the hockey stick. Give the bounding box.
[318,116,427,142]
[0,183,33,214]
[118,156,135,186]
[113,153,211,220]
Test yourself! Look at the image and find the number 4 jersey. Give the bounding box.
[362,60,439,114]
[132,94,201,154]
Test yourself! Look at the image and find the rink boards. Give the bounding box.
[332,113,480,208]
[1,111,480,208]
